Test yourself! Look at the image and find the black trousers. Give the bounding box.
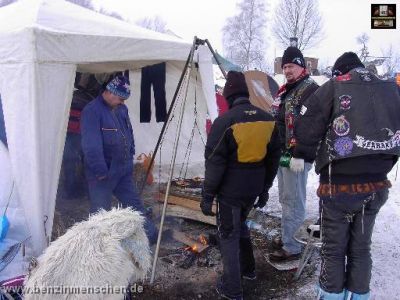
[217,197,256,297]
[140,62,167,123]
[319,188,388,294]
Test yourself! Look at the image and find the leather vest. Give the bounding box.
[315,68,400,172]
[284,77,316,148]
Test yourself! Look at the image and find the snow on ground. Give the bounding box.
[264,164,400,300]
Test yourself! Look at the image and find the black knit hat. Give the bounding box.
[332,52,365,76]
[223,71,249,100]
[281,46,306,68]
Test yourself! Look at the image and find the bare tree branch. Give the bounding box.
[381,45,400,77]
[135,16,168,33]
[357,33,370,62]
[272,0,324,51]
[0,0,16,7]
[65,0,95,10]
[222,0,268,71]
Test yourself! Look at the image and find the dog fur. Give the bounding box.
[24,207,151,300]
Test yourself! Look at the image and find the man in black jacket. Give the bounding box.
[269,47,319,262]
[292,52,400,299]
[200,71,280,300]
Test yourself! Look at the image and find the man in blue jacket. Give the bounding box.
[81,75,157,244]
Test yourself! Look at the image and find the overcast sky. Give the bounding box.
[91,0,399,67]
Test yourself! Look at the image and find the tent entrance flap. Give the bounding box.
[0,62,76,255]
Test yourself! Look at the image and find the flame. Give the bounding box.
[184,244,199,253]
[199,234,208,245]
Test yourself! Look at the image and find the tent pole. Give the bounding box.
[139,38,227,196]
[139,45,194,196]
[205,39,227,79]
[150,36,198,284]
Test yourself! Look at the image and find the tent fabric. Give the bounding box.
[0,62,76,254]
[0,0,217,256]
[0,0,192,70]
[129,62,208,180]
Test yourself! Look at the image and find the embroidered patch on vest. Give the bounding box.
[334,137,353,156]
[360,74,372,82]
[336,74,351,81]
[300,105,307,115]
[355,68,369,74]
[332,115,350,136]
[353,130,400,150]
[339,95,351,110]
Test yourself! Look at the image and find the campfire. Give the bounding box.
[161,231,219,269]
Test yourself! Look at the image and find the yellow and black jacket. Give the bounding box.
[203,97,280,202]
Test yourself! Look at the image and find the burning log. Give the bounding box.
[171,230,209,253]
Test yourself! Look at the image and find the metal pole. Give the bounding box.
[139,47,195,196]
[150,37,197,284]
[205,39,227,79]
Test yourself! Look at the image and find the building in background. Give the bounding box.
[274,56,319,75]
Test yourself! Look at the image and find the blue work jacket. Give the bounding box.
[81,95,135,179]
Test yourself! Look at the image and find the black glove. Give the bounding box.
[254,192,269,209]
[200,193,215,216]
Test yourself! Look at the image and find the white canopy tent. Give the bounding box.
[0,0,217,258]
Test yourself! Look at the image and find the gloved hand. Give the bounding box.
[289,157,304,172]
[200,194,215,216]
[254,192,269,209]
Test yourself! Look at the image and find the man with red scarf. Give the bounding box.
[269,47,319,261]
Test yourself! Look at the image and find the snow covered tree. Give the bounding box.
[381,45,400,77]
[357,33,370,63]
[135,16,168,33]
[65,0,94,10]
[272,0,324,51]
[66,0,124,20]
[222,0,268,71]
[0,0,16,7]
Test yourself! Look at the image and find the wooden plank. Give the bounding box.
[166,205,216,226]
[158,192,217,213]
[171,230,209,253]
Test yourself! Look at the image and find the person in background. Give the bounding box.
[269,46,319,262]
[81,75,157,244]
[292,52,400,299]
[201,71,281,300]
[61,74,100,199]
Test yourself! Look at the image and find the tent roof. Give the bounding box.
[0,0,192,72]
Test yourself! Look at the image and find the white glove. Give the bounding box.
[290,157,304,172]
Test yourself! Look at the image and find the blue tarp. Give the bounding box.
[212,52,242,72]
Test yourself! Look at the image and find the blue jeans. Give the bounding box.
[87,165,158,244]
[277,163,312,254]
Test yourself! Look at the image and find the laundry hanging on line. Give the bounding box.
[140,62,167,123]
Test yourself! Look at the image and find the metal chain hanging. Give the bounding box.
[178,61,203,180]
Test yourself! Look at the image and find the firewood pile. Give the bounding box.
[153,177,216,226]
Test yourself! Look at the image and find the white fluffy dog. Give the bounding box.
[24,207,152,300]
